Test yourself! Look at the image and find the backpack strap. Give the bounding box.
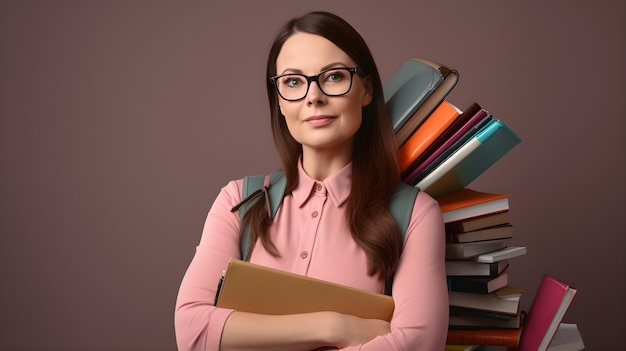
[385,182,420,295]
[388,182,420,241]
[239,171,286,260]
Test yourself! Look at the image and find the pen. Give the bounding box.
[213,270,226,306]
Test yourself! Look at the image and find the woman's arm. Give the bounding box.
[340,191,449,350]
[220,311,389,351]
[221,311,334,351]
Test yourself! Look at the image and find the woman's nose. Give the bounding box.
[306,81,326,105]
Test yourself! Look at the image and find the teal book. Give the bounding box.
[415,119,521,197]
[383,59,444,133]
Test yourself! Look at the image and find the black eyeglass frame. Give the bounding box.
[269,67,359,102]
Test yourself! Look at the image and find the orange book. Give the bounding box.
[435,188,510,223]
[397,100,461,172]
[446,327,523,347]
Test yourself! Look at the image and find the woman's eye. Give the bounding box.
[283,76,304,88]
[325,71,346,82]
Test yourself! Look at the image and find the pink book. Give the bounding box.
[518,274,578,351]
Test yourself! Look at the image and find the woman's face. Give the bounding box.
[275,32,372,155]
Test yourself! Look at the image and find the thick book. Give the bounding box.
[446,211,510,233]
[397,100,462,172]
[446,327,523,347]
[548,323,585,351]
[392,58,459,147]
[446,239,509,260]
[448,271,509,294]
[446,259,509,277]
[449,305,518,322]
[448,290,520,316]
[384,58,444,133]
[449,309,523,329]
[415,118,521,198]
[215,259,394,321]
[436,188,510,224]
[403,103,488,182]
[475,246,527,263]
[518,275,579,351]
[447,224,513,243]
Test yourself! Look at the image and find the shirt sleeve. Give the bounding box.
[174,180,243,351]
[341,190,449,350]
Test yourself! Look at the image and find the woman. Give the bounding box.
[175,11,448,350]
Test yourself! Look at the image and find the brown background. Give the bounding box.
[1,1,624,350]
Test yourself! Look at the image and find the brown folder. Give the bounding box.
[215,259,395,321]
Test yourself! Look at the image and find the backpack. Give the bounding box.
[236,171,419,295]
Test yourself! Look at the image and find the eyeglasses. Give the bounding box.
[270,67,358,101]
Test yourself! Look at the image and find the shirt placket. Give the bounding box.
[297,182,326,275]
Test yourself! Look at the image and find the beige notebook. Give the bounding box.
[215,259,395,321]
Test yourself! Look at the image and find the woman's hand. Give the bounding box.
[327,312,391,348]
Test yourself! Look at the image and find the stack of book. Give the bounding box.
[384,59,521,199]
[384,59,528,348]
[438,188,528,348]
[385,58,581,350]
[398,100,521,198]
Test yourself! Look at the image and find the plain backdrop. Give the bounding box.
[1,1,624,350]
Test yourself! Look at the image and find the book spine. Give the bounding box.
[446,328,522,347]
[445,261,507,278]
[489,263,500,277]
[449,306,514,321]
[448,277,490,294]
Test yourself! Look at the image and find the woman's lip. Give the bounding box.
[304,115,335,126]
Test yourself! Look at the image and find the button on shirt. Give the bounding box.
[175,162,449,351]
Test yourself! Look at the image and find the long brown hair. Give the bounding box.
[242,11,402,280]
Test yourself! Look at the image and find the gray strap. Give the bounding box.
[385,183,419,295]
[239,172,286,259]
[388,183,419,241]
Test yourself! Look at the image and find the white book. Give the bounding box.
[548,323,585,351]
[446,239,509,260]
[448,290,519,315]
[415,133,483,196]
[441,197,509,223]
[475,246,527,263]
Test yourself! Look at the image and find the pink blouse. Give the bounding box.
[175,163,449,350]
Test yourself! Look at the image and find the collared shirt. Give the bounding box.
[175,162,449,350]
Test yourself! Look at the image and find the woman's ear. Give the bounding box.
[361,76,374,107]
